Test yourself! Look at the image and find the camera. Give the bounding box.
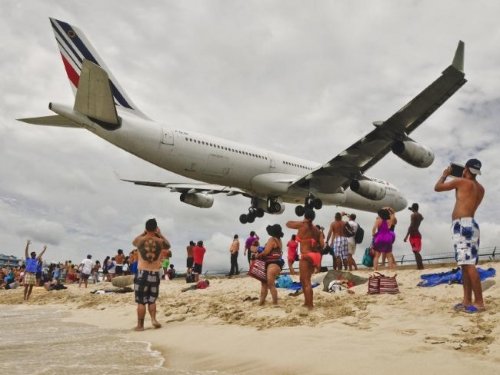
[450,163,464,178]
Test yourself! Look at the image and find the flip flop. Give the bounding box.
[453,303,465,311]
[463,305,485,314]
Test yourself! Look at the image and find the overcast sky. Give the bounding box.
[1,0,499,273]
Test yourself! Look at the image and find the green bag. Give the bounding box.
[362,247,373,267]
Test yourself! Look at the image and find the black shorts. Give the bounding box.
[193,263,202,274]
[115,266,123,275]
[134,270,160,305]
[187,257,194,269]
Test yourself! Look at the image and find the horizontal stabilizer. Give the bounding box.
[74,59,120,129]
[17,115,81,128]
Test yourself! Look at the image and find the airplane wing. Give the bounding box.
[120,179,251,197]
[290,41,466,194]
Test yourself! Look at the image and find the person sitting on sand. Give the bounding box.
[255,224,284,306]
[166,264,176,280]
[286,209,324,309]
[132,218,171,331]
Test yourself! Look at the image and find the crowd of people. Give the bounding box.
[2,158,487,321]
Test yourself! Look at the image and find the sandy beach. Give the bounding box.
[1,263,499,375]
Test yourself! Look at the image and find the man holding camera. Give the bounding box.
[434,159,485,313]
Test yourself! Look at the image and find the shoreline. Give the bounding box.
[1,263,499,374]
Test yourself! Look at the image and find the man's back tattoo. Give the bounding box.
[138,238,162,263]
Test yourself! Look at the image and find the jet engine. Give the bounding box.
[391,140,434,168]
[350,179,386,201]
[180,192,214,208]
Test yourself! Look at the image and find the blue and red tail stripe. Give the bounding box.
[50,18,133,110]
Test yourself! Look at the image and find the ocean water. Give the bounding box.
[0,307,217,375]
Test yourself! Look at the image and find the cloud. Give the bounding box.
[2,0,500,271]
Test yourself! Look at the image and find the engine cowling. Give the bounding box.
[180,192,214,208]
[392,140,434,168]
[350,180,386,200]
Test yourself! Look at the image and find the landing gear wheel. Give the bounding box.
[256,208,265,218]
[271,202,282,213]
[247,214,255,223]
[239,214,248,224]
[295,205,305,217]
[312,198,323,210]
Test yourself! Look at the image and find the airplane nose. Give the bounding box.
[396,195,408,212]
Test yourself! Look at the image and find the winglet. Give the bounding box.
[452,41,464,73]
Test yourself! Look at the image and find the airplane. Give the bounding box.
[18,18,467,224]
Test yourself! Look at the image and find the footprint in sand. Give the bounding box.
[398,329,417,336]
[424,335,448,344]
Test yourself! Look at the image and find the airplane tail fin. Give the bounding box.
[49,18,150,120]
[74,60,120,129]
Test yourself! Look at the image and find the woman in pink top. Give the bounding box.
[287,234,299,275]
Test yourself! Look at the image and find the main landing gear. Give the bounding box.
[239,207,264,224]
[239,197,282,224]
[295,195,322,216]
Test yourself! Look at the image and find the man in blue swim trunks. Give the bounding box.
[434,158,485,313]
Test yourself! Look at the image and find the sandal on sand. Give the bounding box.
[453,303,465,311]
[464,305,485,314]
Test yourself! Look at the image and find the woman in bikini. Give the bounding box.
[256,224,284,305]
[286,209,324,309]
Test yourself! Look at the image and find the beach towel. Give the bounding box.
[417,267,496,287]
[276,281,320,290]
[275,274,294,288]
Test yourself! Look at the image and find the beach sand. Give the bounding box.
[1,263,499,374]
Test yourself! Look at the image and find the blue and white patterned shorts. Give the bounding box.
[452,218,480,266]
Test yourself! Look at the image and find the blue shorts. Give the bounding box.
[452,218,480,266]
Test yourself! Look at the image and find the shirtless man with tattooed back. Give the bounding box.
[132,218,171,331]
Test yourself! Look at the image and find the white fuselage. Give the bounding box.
[86,110,407,213]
